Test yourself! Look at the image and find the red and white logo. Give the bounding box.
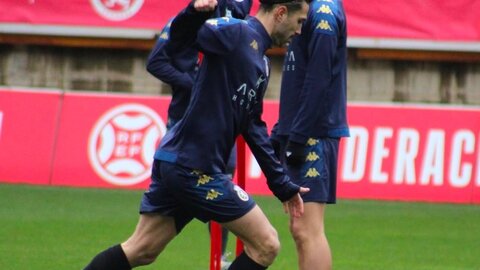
[234,185,249,201]
[88,104,166,186]
[90,0,144,21]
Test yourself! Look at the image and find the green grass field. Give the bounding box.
[1,183,479,270]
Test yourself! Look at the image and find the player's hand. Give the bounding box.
[194,0,218,12]
[283,187,310,218]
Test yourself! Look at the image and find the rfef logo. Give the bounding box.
[88,104,166,186]
[90,0,144,21]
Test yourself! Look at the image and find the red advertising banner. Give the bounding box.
[345,0,480,42]
[1,0,479,44]
[338,104,480,204]
[1,88,479,204]
[0,88,61,185]
[0,0,190,30]
[50,92,169,189]
[224,102,480,204]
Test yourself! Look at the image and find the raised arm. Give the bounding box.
[165,0,218,56]
[146,20,195,91]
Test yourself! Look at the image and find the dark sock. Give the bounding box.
[84,244,131,270]
[221,226,229,257]
[228,251,267,270]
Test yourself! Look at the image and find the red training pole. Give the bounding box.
[209,221,222,270]
[235,136,246,256]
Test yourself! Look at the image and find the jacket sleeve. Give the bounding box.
[289,9,340,144]
[164,2,215,56]
[146,22,194,90]
[196,18,242,55]
[242,89,299,202]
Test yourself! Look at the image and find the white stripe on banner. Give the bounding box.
[0,23,157,39]
[348,37,480,53]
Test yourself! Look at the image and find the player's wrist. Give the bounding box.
[271,179,301,202]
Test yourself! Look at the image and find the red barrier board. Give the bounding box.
[244,103,480,204]
[50,92,169,189]
[338,104,480,204]
[1,0,479,42]
[0,88,61,184]
[1,88,479,204]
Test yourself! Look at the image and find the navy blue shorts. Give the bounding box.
[140,160,256,233]
[279,137,340,204]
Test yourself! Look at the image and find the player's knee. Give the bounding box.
[255,228,280,264]
[289,221,309,243]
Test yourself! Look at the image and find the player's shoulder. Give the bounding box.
[311,0,342,13]
[309,0,344,35]
[158,17,175,41]
[205,17,245,30]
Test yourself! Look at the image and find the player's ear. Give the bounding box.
[274,5,288,23]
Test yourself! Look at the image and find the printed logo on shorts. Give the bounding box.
[88,104,166,186]
[206,189,224,200]
[90,0,144,21]
[305,168,320,178]
[234,185,249,201]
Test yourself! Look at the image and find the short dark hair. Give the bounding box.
[259,0,312,13]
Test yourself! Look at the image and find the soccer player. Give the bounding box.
[270,0,349,269]
[83,0,310,269]
[146,0,252,129]
[145,1,253,267]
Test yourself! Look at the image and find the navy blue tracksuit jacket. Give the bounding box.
[146,0,252,125]
[154,4,299,201]
[272,0,350,143]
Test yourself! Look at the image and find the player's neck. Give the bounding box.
[254,11,275,38]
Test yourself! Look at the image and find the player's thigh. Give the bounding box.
[122,213,177,255]
[221,205,278,248]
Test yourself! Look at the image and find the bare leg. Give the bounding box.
[290,203,331,270]
[221,205,280,267]
[121,213,178,267]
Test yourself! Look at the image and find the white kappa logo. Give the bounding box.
[90,0,144,21]
[88,104,166,186]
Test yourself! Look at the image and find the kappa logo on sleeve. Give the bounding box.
[206,17,242,28]
[90,0,144,21]
[250,40,258,51]
[317,4,333,15]
[159,32,169,40]
[316,20,333,31]
[88,104,166,186]
[207,19,219,27]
